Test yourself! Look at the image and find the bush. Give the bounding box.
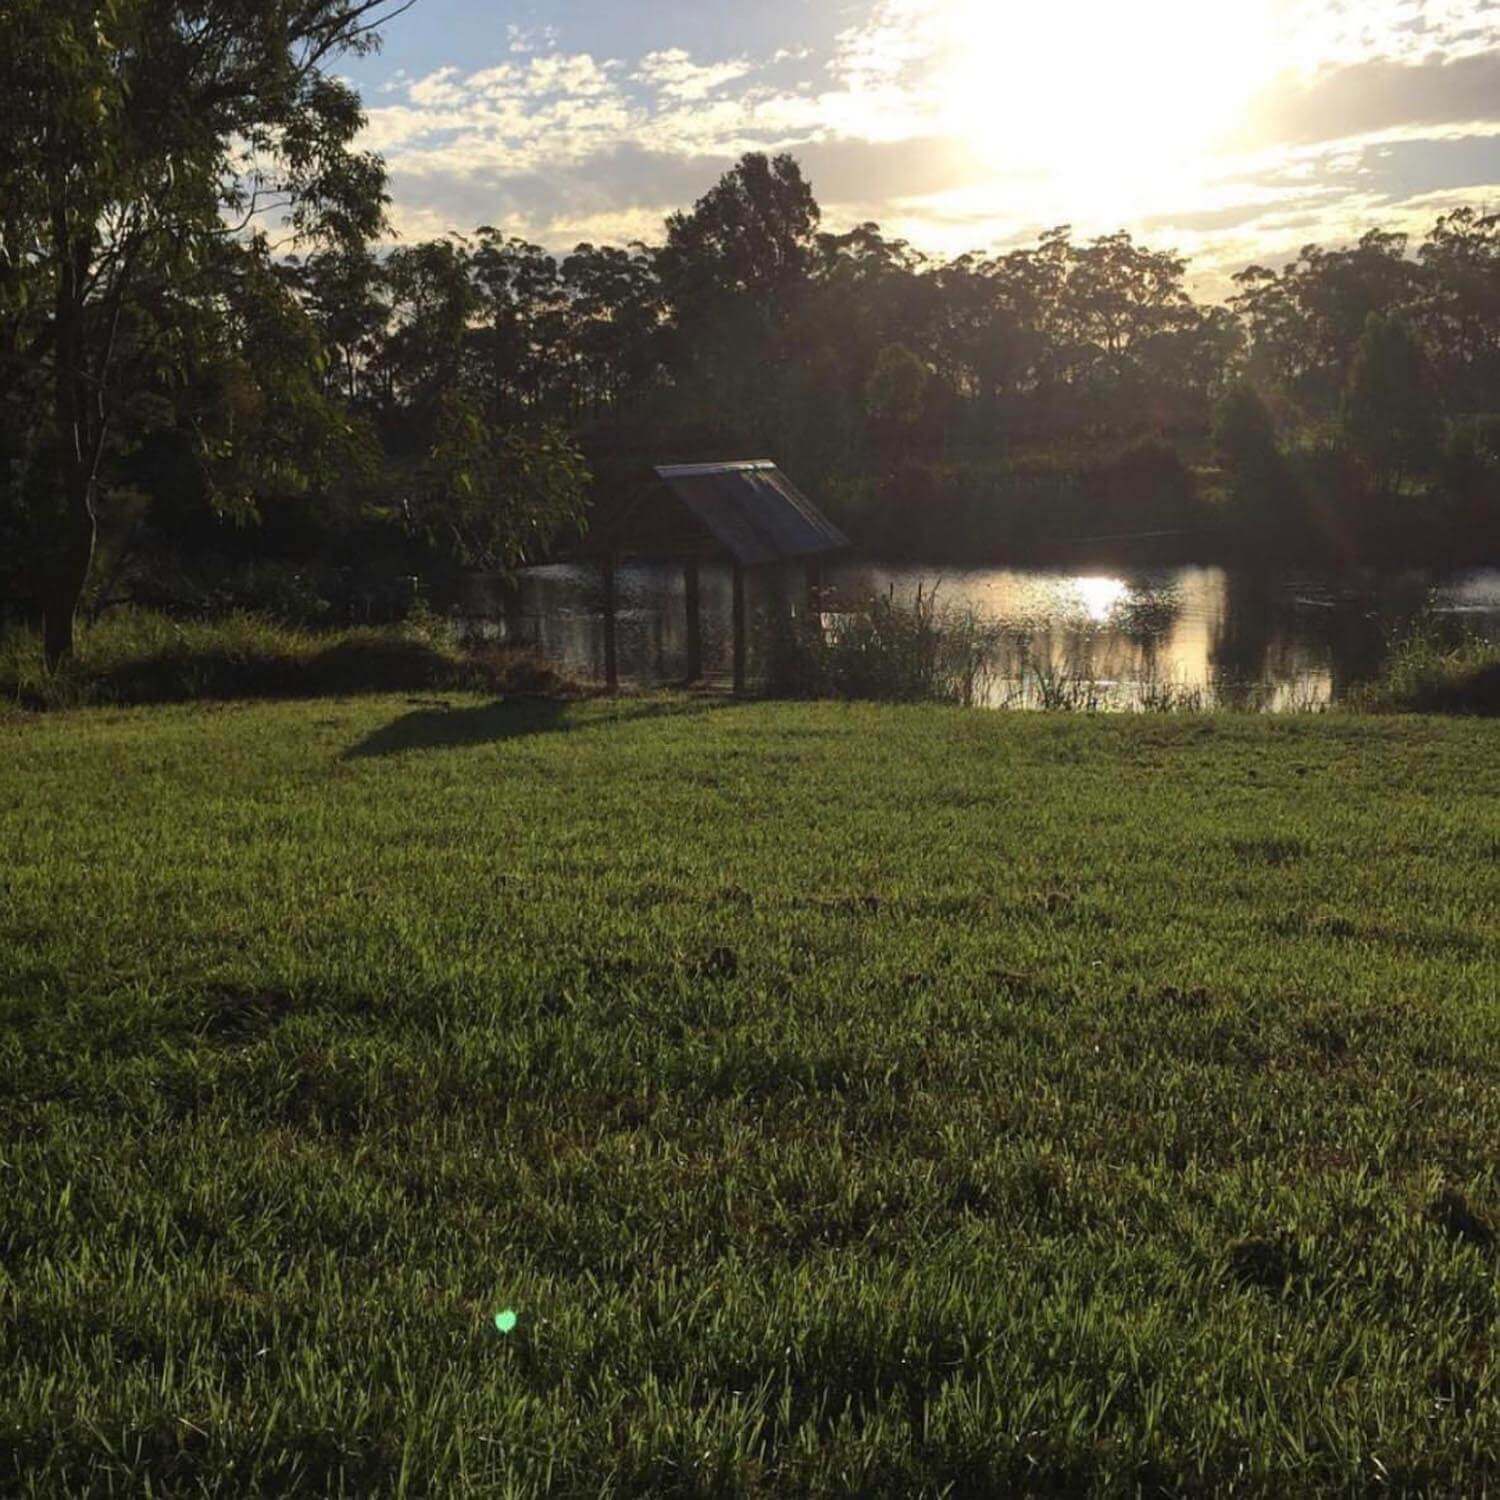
[1091,437,1202,532]
[1439,416,1500,560]
[1351,620,1500,715]
[762,585,1002,706]
[0,609,579,711]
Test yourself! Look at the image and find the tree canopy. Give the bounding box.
[7,98,1500,648]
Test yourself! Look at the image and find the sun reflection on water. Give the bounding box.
[1072,576,1129,624]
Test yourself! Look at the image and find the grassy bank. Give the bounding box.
[1353,629,1500,716]
[3,697,1498,1494]
[0,609,572,711]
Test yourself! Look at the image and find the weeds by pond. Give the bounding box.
[1351,622,1500,715]
[761,591,1332,713]
[8,602,1499,718]
[1,608,576,711]
[2,697,1498,1493]
[763,585,1004,706]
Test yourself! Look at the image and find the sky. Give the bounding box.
[341,0,1500,289]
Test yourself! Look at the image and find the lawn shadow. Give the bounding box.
[343,695,732,759]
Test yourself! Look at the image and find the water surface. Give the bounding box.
[467,563,1500,708]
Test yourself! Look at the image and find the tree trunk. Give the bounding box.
[45,232,103,672]
[40,479,96,671]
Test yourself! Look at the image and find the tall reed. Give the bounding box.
[762,584,1004,706]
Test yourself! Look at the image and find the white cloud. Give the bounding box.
[634,49,757,102]
[406,66,465,108]
[506,23,559,55]
[358,1,1500,272]
[521,53,620,98]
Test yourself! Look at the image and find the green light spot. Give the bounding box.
[494,1309,518,1335]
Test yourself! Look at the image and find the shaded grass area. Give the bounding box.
[0,609,574,711]
[2,697,1499,1494]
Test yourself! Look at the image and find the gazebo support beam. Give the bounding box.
[601,553,619,694]
[732,562,747,697]
[684,557,702,684]
[500,576,525,646]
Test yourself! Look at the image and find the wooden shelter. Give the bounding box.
[583,461,851,694]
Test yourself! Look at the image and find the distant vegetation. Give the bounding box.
[0,608,572,712]
[4,0,1498,669]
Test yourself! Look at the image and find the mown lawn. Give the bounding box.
[2,695,1498,1495]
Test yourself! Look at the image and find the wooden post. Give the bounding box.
[805,559,822,622]
[731,561,747,697]
[602,553,619,694]
[683,557,703,684]
[500,576,525,646]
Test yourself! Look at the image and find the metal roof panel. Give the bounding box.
[652,462,850,566]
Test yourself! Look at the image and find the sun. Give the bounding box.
[939,0,1275,218]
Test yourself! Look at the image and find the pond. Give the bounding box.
[463,562,1500,709]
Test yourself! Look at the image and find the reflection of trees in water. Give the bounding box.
[1118,577,1183,644]
[990,577,1186,701]
[1118,576,1183,684]
[1211,571,1278,705]
[1210,571,1426,705]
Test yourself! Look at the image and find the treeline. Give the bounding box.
[279,156,1500,573]
[5,3,1500,666]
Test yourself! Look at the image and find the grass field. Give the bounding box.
[3,694,1498,1495]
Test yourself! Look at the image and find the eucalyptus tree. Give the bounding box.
[1232,231,1427,418]
[661,153,820,318]
[0,0,401,664]
[362,234,590,577]
[559,242,666,424]
[1416,208,1500,413]
[1342,313,1441,495]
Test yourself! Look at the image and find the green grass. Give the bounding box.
[2,695,1498,1495]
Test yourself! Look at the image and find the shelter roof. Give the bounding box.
[575,461,848,567]
[650,461,848,566]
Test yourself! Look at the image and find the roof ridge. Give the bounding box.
[654,460,775,478]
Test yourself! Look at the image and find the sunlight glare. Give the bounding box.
[941,0,1275,216]
[1073,576,1129,624]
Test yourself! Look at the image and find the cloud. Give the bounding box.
[634,49,756,102]
[406,67,465,107]
[506,23,559,55]
[359,0,1500,277]
[1244,50,1500,148]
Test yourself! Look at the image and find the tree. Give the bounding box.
[662,153,820,315]
[0,0,399,666]
[1212,381,1312,554]
[288,245,391,406]
[1232,231,1427,418]
[1213,382,1280,477]
[1415,208,1500,413]
[404,393,589,575]
[359,234,593,578]
[864,343,930,463]
[1342,313,1441,493]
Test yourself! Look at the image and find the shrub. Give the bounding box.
[1092,437,1202,532]
[1351,619,1500,715]
[1341,313,1442,492]
[0,609,579,711]
[762,585,1002,706]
